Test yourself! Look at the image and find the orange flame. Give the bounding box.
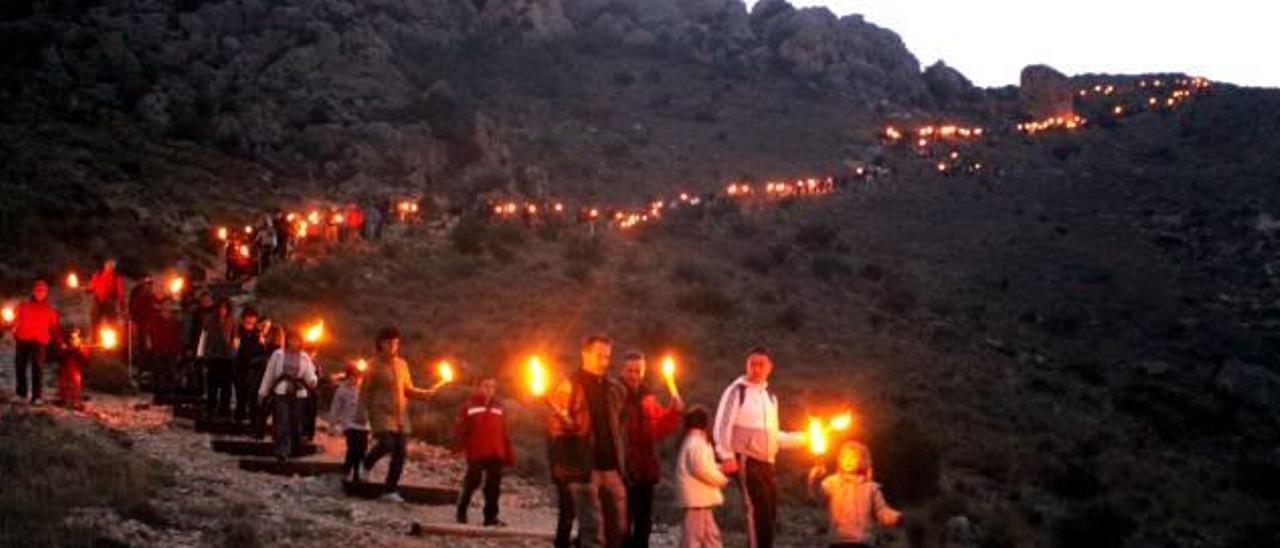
[1,306,14,324]
[437,361,456,384]
[528,355,549,397]
[66,272,79,289]
[168,277,185,296]
[808,418,828,456]
[303,321,325,344]
[99,326,119,350]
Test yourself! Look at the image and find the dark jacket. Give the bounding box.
[623,384,681,484]
[548,369,627,483]
[454,393,514,465]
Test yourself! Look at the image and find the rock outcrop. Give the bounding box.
[924,61,982,107]
[1020,64,1075,118]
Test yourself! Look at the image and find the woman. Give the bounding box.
[257,329,319,460]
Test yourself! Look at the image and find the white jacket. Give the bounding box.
[712,376,806,463]
[676,429,729,509]
[257,349,318,399]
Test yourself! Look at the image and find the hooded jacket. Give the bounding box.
[454,392,514,465]
[712,375,806,463]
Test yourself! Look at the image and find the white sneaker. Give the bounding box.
[380,492,405,503]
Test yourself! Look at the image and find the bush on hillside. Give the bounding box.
[1053,502,1134,548]
[676,286,736,318]
[872,419,942,505]
[795,223,840,251]
[811,256,853,282]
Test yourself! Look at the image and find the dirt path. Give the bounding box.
[1,344,695,547]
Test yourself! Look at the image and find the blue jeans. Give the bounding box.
[272,397,303,459]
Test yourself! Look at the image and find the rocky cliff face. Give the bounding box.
[1020,64,1075,118]
[0,0,977,193]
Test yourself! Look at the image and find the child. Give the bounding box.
[454,375,514,526]
[808,441,902,548]
[675,405,732,548]
[329,361,370,482]
[57,326,89,410]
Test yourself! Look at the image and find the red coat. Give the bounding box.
[89,269,125,307]
[454,393,514,465]
[14,299,60,345]
[623,386,682,483]
[148,316,184,357]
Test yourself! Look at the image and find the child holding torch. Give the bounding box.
[329,360,370,482]
[807,441,902,548]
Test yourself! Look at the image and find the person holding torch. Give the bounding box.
[359,327,443,502]
[9,280,61,405]
[712,346,808,548]
[619,351,683,548]
[547,335,629,548]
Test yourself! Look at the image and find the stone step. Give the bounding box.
[238,459,344,476]
[211,439,319,458]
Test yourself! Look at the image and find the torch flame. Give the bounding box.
[528,356,549,398]
[216,227,228,241]
[355,359,369,373]
[303,321,325,344]
[830,412,853,432]
[661,356,676,380]
[1,306,14,324]
[808,418,828,456]
[168,277,185,297]
[99,326,119,350]
[66,273,79,289]
[437,361,455,384]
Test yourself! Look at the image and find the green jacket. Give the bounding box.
[359,356,432,434]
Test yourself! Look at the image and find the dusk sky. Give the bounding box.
[756,1,1278,88]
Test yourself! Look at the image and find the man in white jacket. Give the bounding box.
[712,347,807,548]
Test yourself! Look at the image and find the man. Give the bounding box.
[619,352,683,548]
[127,277,159,373]
[548,335,629,548]
[360,327,440,502]
[88,258,126,340]
[232,307,266,423]
[713,347,808,548]
[147,298,185,398]
[10,280,61,404]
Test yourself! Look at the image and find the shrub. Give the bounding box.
[1053,502,1134,548]
[794,223,840,251]
[449,219,487,255]
[775,303,806,331]
[810,256,853,282]
[672,261,708,284]
[676,287,736,318]
[84,355,136,395]
[872,420,942,505]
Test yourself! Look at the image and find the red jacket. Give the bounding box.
[148,316,184,357]
[454,393,514,465]
[14,299,60,345]
[89,269,125,307]
[623,385,682,483]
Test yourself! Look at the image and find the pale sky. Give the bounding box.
[753,1,1278,88]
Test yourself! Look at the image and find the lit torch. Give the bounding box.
[98,325,120,350]
[808,417,828,457]
[527,355,549,398]
[355,359,369,373]
[216,227,228,241]
[829,411,853,432]
[65,272,80,290]
[661,355,681,400]
[303,320,325,345]
[433,360,456,389]
[167,276,185,297]
[1,305,14,325]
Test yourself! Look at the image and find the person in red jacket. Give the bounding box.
[87,258,125,340]
[147,298,186,397]
[454,374,514,527]
[620,351,683,548]
[11,280,61,405]
[57,326,89,410]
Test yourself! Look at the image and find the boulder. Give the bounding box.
[1020,64,1075,118]
[923,60,981,106]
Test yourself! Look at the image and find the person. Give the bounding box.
[233,307,266,423]
[676,405,732,548]
[272,211,290,261]
[254,324,286,437]
[198,299,236,418]
[620,351,683,548]
[186,290,216,356]
[57,326,89,410]
[360,327,440,502]
[364,201,383,240]
[88,258,126,340]
[147,298,185,398]
[345,203,364,241]
[329,361,370,482]
[257,329,319,460]
[10,280,61,405]
[454,375,514,526]
[712,346,808,548]
[127,277,158,370]
[551,442,577,548]
[548,335,628,548]
[808,441,902,548]
[254,220,277,273]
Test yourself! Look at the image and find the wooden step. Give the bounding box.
[211,439,319,457]
[238,459,344,476]
[409,522,556,540]
[342,481,458,506]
